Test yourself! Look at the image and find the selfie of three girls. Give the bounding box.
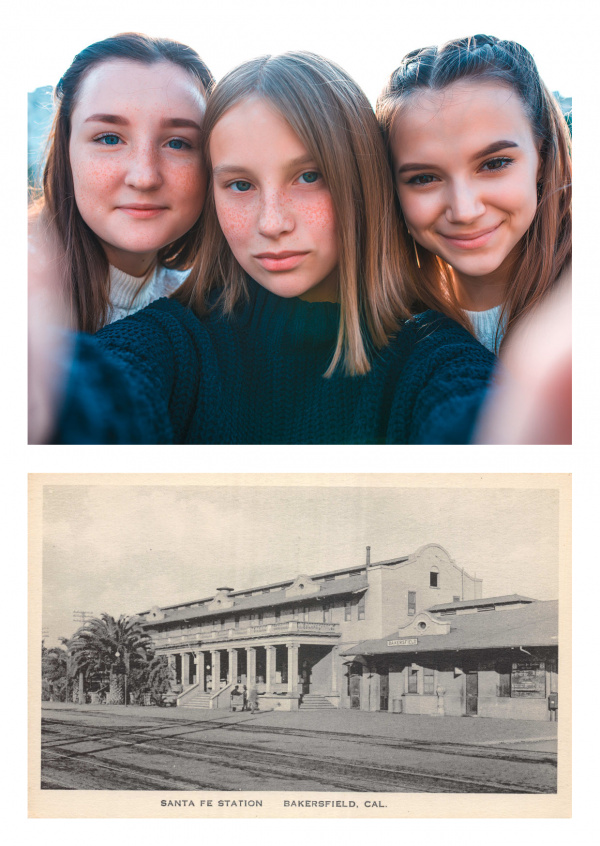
[27,11,572,446]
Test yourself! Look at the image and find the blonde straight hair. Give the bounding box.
[377,34,572,351]
[175,51,411,376]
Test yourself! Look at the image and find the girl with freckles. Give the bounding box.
[37,51,497,445]
[31,32,213,332]
[377,34,571,354]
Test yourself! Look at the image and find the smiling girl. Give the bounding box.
[377,34,571,353]
[32,33,213,332]
[33,51,496,444]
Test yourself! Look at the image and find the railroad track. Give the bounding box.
[41,714,557,766]
[41,717,556,794]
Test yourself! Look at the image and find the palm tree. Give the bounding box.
[42,642,69,701]
[68,614,153,705]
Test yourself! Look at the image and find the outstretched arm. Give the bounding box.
[387,313,497,445]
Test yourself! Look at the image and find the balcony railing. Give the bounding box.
[151,620,340,649]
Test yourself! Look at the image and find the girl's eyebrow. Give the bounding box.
[83,114,201,130]
[397,140,519,174]
[84,113,128,125]
[213,154,317,177]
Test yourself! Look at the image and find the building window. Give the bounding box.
[407,668,418,694]
[423,666,435,695]
[257,612,263,624]
[322,603,331,622]
[274,609,281,621]
[429,568,439,588]
[357,594,366,620]
[407,591,416,616]
[220,617,225,629]
[344,601,352,621]
[234,616,239,629]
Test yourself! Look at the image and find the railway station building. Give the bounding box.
[138,543,558,721]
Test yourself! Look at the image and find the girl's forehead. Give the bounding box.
[210,97,308,157]
[73,59,206,118]
[392,80,533,151]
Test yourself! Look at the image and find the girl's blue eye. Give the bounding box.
[167,138,189,150]
[96,134,120,146]
[230,181,252,193]
[299,171,320,184]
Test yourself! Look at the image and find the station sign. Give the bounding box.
[387,637,418,646]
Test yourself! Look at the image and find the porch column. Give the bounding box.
[211,650,221,691]
[182,652,190,687]
[229,649,238,685]
[247,648,256,687]
[286,643,299,695]
[265,645,276,693]
[331,647,338,694]
[167,653,177,685]
[195,651,205,691]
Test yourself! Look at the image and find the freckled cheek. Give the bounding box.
[71,158,123,209]
[215,201,254,247]
[295,195,337,243]
[169,164,208,215]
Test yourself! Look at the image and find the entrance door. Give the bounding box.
[301,662,311,695]
[349,662,362,709]
[379,669,389,711]
[465,671,478,715]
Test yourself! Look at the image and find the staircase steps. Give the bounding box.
[179,690,212,709]
[300,694,336,709]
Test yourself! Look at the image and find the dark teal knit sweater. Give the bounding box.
[55,280,496,444]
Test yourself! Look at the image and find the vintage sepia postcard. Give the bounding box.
[29,473,571,819]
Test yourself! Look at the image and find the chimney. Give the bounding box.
[366,546,371,567]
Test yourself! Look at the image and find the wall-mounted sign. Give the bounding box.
[387,637,418,646]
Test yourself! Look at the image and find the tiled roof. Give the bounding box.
[342,600,558,656]
[141,575,369,627]
[427,594,536,612]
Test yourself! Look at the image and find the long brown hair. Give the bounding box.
[377,34,572,350]
[36,33,214,333]
[175,51,411,376]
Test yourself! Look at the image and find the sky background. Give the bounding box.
[25,0,574,101]
[39,475,564,647]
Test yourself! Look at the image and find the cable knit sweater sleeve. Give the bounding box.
[53,299,202,444]
[384,312,497,445]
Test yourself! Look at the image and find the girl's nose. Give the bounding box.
[445,181,486,224]
[124,145,163,191]
[257,191,294,238]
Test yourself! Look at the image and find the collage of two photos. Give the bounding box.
[29,473,571,820]
[23,0,578,832]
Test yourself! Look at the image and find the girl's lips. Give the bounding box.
[254,252,309,272]
[440,224,501,250]
[118,206,167,219]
